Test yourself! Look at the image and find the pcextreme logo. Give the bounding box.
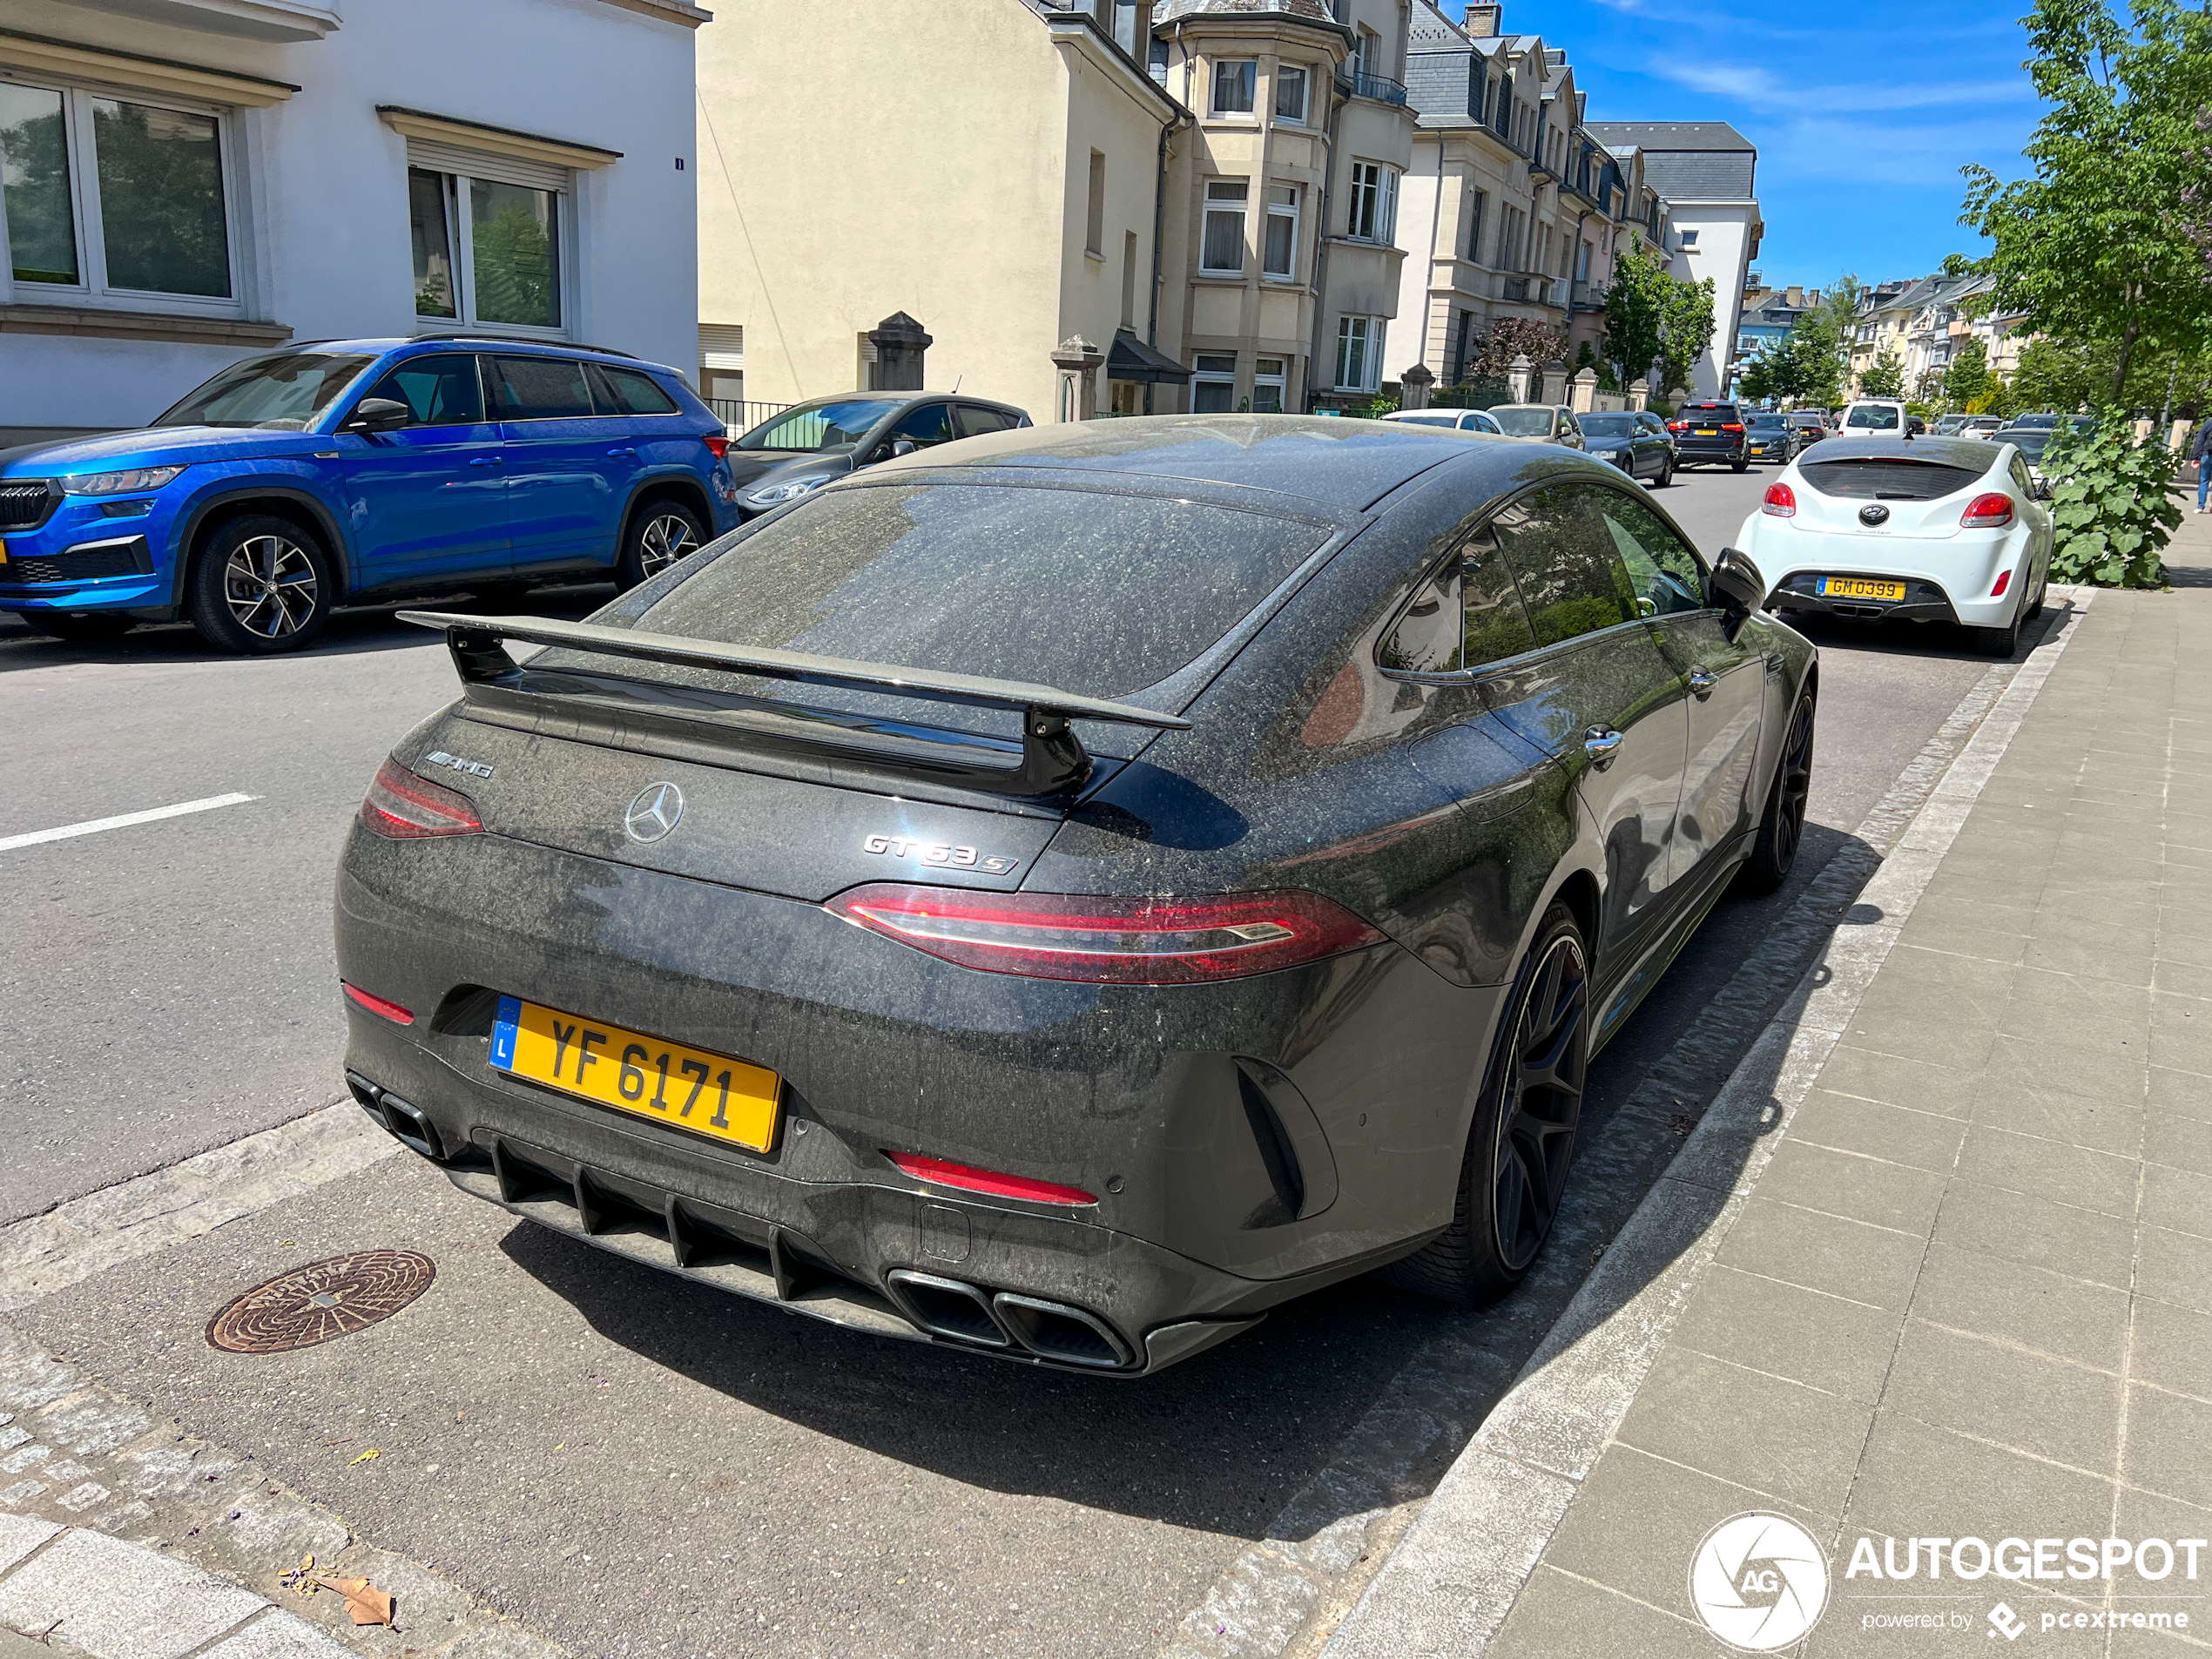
[1689,1512,1831,1651]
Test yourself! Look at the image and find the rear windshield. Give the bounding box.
[1681,404,1738,420]
[1801,458,1990,501]
[1844,406,1902,431]
[1748,415,1787,429]
[614,482,1330,698]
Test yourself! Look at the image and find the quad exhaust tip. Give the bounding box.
[347,1069,445,1162]
[885,1269,1132,1369]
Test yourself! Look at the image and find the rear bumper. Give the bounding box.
[1739,521,2029,628]
[1673,437,1747,464]
[334,827,1490,1373]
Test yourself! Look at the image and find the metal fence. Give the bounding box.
[707,398,794,435]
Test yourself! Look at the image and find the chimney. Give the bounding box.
[1464,2,1501,37]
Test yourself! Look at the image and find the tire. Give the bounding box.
[1654,456,1674,489]
[616,498,707,590]
[1386,901,1589,1307]
[23,610,137,644]
[1737,688,1815,895]
[2026,565,2047,621]
[186,515,334,655]
[1974,598,2022,658]
[1731,458,1749,473]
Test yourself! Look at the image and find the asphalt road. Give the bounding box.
[0,462,2021,1656]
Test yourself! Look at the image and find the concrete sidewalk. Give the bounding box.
[1330,516,2212,1656]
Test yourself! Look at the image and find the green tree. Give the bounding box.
[1945,336,1994,409]
[1959,0,2212,401]
[1860,348,1907,399]
[1602,239,1669,389]
[2010,336,2100,411]
[1790,280,1859,408]
[1659,274,1717,397]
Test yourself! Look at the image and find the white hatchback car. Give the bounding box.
[1379,408,1506,435]
[1732,435,2054,657]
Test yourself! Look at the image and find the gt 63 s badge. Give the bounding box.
[864,834,1019,875]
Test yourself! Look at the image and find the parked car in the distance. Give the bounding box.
[0,339,739,652]
[1665,401,1750,470]
[1958,415,2006,439]
[728,394,1031,521]
[1577,411,1675,485]
[1380,408,1507,436]
[1744,412,1793,465]
[1839,399,1910,436]
[1784,413,1829,456]
[1487,404,1585,449]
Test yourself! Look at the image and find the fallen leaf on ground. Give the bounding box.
[347,1448,380,1465]
[307,1575,394,1626]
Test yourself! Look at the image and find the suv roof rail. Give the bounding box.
[407,333,642,360]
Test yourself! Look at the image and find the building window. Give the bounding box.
[1211,58,1257,116]
[1086,149,1106,257]
[1355,25,1379,80]
[1193,351,1238,412]
[1347,162,1397,243]
[409,162,567,332]
[1200,179,1247,274]
[1264,185,1299,280]
[1335,315,1383,391]
[1678,229,1699,246]
[1275,64,1308,124]
[1253,355,1286,412]
[1122,229,1139,327]
[1467,189,1487,263]
[0,79,237,305]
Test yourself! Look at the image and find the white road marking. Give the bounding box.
[0,792,257,853]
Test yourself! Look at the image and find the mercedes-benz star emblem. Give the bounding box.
[1858,503,1892,526]
[624,782,685,843]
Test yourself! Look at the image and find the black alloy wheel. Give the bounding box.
[1739,689,1816,894]
[187,515,334,655]
[617,499,707,590]
[1386,902,1589,1305]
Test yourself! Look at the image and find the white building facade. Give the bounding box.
[0,0,705,442]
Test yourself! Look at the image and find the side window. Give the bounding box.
[1378,531,1539,673]
[586,363,681,416]
[2010,455,2034,496]
[954,404,1019,439]
[1379,561,1463,673]
[891,403,956,447]
[1460,530,1539,666]
[489,354,593,420]
[361,354,483,428]
[1592,490,1706,617]
[1490,485,1638,646]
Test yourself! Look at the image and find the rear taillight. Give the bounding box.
[1763,482,1797,518]
[885,1151,1096,1206]
[703,433,731,461]
[360,757,482,840]
[1667,421,1688,432]
[342,981,414,1024]
[1721,422,1746,433]
[825,884,1386,983]
[1960,491,2014,529]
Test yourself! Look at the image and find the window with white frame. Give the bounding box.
[1335,315,1383,391]
[408,146,571,334]
[1264,185,1299,280]
[1275,64,1308,124]
[1200,178,1248,275]
[1192,351,1238,412]
[0,78,239,307]
[1211,58,1257,116]
[1346,162,1396,243]
[1252,355,1286,412]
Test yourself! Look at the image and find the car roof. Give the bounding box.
[777,390,1022,414]
[860,413,1514,512]
[1798,435,2002,468]
[244,336,685,376]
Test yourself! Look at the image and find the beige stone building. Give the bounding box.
[692,0,1415,422]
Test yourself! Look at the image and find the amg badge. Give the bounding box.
[864,834,1019,875]
[423,751,494,779]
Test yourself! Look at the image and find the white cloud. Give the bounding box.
[1656,57,2032,113]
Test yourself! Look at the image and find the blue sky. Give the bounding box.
[1448,0,2047,293]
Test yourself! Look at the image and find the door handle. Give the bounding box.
[1584,726,1624,769]
[469,456,502,468]
[1689,667,1716,699]
[606,447,637,458]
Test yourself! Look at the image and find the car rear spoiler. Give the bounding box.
[395,610,1192,799]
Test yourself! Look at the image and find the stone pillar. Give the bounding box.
[1569,368,1598,413]
[1507,354,1534,404]
[1051,334,1105,423]
[1399,363,1435,412]
[1540,360,1569,407]
[1627,377,1650,412]
[867,312,932,392]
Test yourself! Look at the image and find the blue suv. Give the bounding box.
[0,339,739,652]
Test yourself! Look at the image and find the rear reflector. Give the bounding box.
[826,883,1386,983]
[360,757,482,840]
[1763,482,1797,518]
[1991,568,2013,597]
[342,981,414,1024]
[1960,491,2015,529]
[886,1151,1096,1206]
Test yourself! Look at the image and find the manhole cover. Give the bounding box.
[206,1250,436,1353]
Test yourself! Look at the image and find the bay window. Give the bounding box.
[1275,64,1308,124]
[1200,178,1248,275]
[1335,316,1383,392]
[1211,59,1257,117]
[1252,356,1286,413]
[1346,161,1397,244]
[1192,352,1238,413]
[1264,185,1299,280]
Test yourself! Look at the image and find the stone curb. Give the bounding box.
[1317,590,2097,1657]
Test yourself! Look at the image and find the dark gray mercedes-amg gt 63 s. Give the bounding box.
[334,415,1816,1375]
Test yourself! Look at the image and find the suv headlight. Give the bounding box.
[64,465,186,496]
[745,475,833,507]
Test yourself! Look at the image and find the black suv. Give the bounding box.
[1666,401,1750,471]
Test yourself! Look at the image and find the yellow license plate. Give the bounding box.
[491,995,781,1152]
[1819,577,1907,601]
[1695,429,1718,436]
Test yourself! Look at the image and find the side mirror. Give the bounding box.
[1709,546,1767,641]
[341,397,412,435]
[888,437,919,458]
